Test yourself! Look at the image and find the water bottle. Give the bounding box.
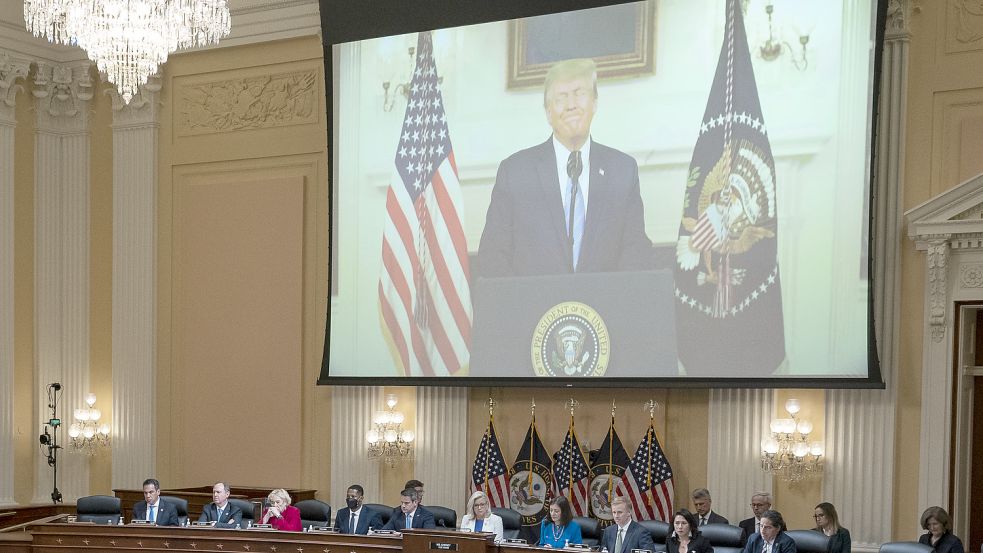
[118,517,124,526]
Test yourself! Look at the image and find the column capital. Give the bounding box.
[0,52,31,124]
[32,61,94,130]
[885,0,920,41]
[108,77,163,128]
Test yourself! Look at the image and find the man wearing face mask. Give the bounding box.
[334,484,384,535]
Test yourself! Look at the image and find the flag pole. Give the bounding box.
[527,399,536,497]
[483,398,494,498]
[607,400,616,502]
[568,399,576,500]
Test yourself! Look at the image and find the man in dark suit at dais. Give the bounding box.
[477,58,653,278]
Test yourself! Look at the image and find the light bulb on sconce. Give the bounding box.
[68,392,110,455]
[759,398,823,482]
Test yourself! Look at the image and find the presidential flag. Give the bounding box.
[672,0,786,376]
[379,32,472,376]
[589,418,630,525]
[471,418,510,508]
[620,422,674,521]
[551,420,591,517]
[509,418,553,543]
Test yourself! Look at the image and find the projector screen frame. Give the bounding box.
[317,0,889,389]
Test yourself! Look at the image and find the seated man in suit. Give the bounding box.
[692,488,729,526]
[743,510,796,553]
[335,484,384,535]
[601,496,656,553]
[739,491,772,545]
[198,482,242,528]
[132,478,179,526]
[382,488,435,531]
[476,58,653,278]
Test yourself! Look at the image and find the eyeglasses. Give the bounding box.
[813,515,825,519]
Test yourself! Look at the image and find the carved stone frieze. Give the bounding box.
[32,62,93,130]
[952,0,983,45]
[177,69,318,136]
[927,238,950,342]
[960,263,983,288]
[0,53,30,123]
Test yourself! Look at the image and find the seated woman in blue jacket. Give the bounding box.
[538,496,582,548]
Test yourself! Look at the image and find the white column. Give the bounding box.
[109,84,161,489]
[330,386,382,503]
[415,387,468,512]
[706,388,774,523]
[0,52,30,507]
[824,4,908,549]
[32,61,94,503]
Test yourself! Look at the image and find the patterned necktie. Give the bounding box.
[700,516,707,527]
[566,150,585,270]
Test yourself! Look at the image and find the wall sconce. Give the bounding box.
[366,394,414,467]
[382,46,416,113]
[758,3,809,71]
[67,392,110,455]
[759,398,823,482]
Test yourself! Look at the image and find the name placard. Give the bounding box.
[429,542,459,551]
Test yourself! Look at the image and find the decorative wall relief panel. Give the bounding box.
[946,0,983,53]
[176,66,319,136]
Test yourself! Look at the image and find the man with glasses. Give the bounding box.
[739,492,773,545]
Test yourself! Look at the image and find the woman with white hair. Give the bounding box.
[260,488,302,531]
[459,491,504,543]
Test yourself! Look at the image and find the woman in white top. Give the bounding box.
[459,491,504,543]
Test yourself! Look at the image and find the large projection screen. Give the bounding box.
[319,0,886,388]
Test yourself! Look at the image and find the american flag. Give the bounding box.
[379,32,472,376]
[618,423,674,521]
[471,420,510,508]
[551,425,591,517]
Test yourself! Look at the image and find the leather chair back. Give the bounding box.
[785,530,830,553]
[879,542,935,553]
[492,508,522,540]
[295,499,331,529]
[427,506,458,529]
[228,498,258,527]
[76,495,122,524]
[160,496,189,526]
[364,504,394,526]
[574,516,602,547]
[637,519,671,544]
[700,523,744,547]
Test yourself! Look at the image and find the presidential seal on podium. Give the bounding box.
[531,301,610,377]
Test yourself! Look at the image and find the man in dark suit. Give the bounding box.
[477,58,653,278]
[739,492,776,545]
[198,482,242,528]
[692,488,729,526]
[601,496,656,553]
[382,488,435,531]
[742,510,796,553]
[132,478,180,526]
[335,484,384,535]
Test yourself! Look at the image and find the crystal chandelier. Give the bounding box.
[759,399,824,482]
[365,394,415,468]
[23,0,231,103]
[68,393,111,455]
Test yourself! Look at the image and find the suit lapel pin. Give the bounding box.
[598,168,605,176]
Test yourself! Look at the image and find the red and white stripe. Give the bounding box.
[618,471,674,522]
[379,153,472,376]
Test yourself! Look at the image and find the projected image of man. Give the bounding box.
[477,58,653,277]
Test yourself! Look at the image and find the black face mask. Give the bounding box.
[347,498,360,510]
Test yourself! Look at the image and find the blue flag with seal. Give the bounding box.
[509,416,553,543]
[673,0,786,376]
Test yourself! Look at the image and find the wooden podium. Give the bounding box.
[402,528,496,553]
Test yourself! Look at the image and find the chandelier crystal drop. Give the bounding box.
[24,0,231,103]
